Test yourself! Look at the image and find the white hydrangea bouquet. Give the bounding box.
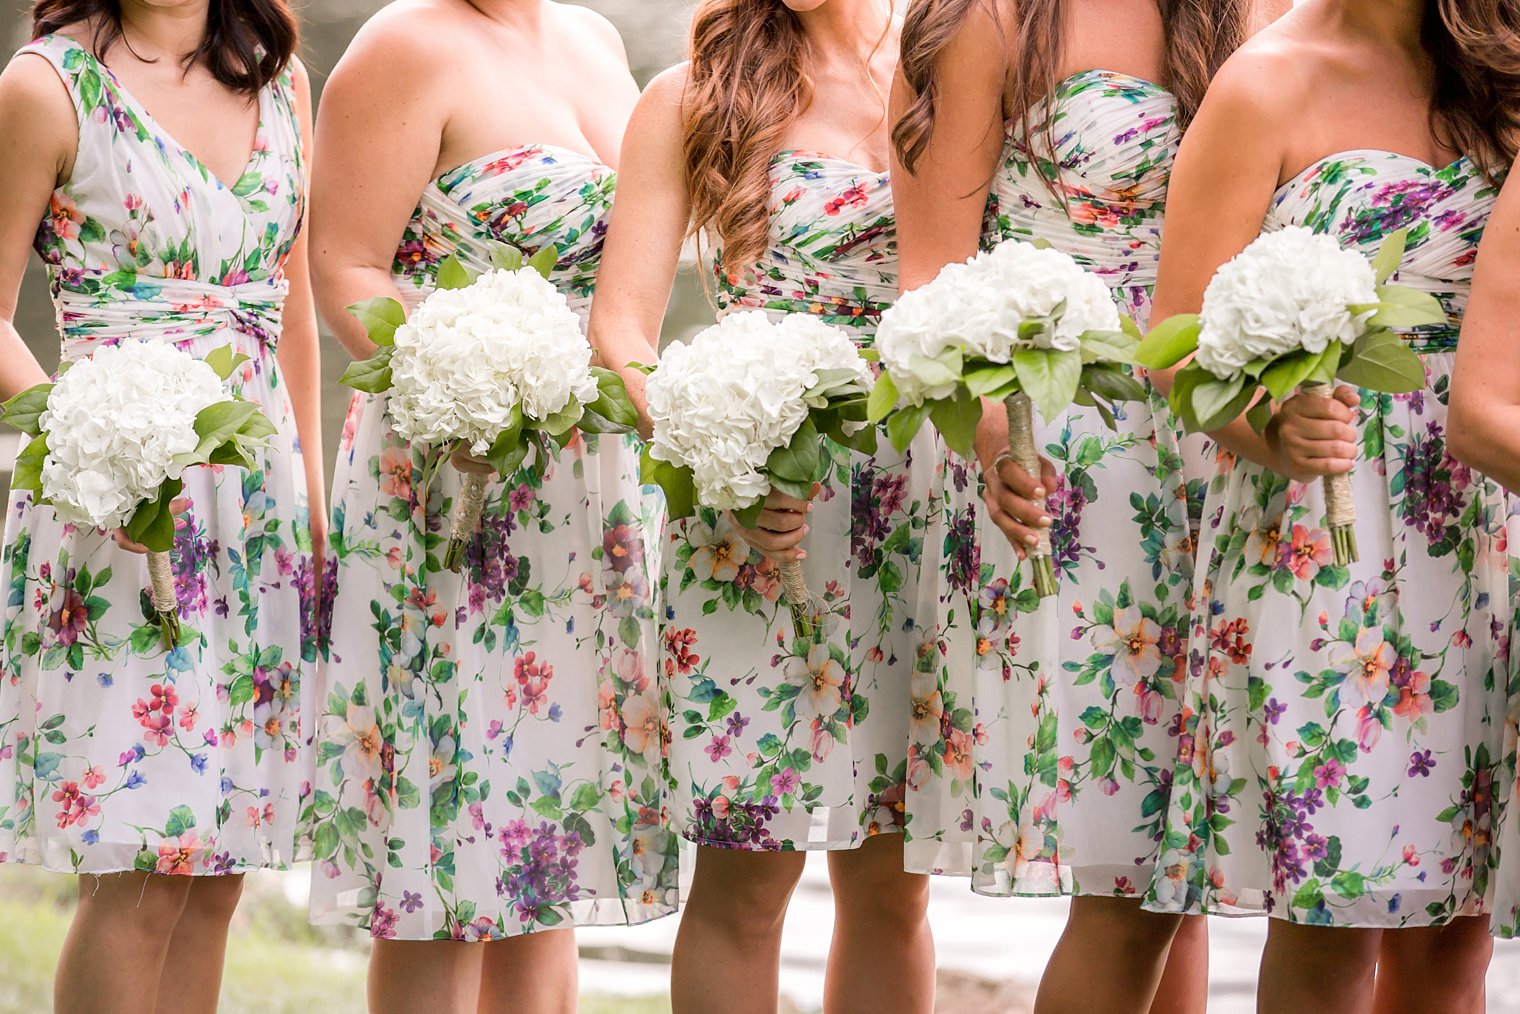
[342,245,638,572]
[1135,226,1442,566]
[870,240,1144,597]
[639,310,875,640]
[2,341,275,648]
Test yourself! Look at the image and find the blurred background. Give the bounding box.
[3,2,1520,1012]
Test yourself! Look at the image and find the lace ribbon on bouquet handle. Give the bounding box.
[444,471,488,573]
[1301,381,1358,565]
[1004,392,1058,597]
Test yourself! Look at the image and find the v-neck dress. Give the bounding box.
[0,34,318,875]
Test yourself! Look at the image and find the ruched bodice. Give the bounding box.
[984,70,1177,307]
[713,151,896,336]
[392,143,616,318]
[1266,151,1491,349]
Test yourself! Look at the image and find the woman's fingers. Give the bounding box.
[112,529,149,555]
[756,507,807,534]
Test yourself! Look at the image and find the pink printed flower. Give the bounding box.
[1286,525,1331,581]
[156,832,204,876]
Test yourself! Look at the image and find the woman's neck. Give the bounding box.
[118,1,211,62]
[1332,0,1426,58]
[795,0,892,70]
[462,0,545,30]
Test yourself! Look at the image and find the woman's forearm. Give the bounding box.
[0,320,50,403]
[315,261,409,361]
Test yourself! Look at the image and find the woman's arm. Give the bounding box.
[309,16,450,359]
[585,67,694,434]
[1449,173,1520,488]
[1147,48,1358,481]
[890,2,1057,555]
[278,59,327,562]
[0,54,77,402]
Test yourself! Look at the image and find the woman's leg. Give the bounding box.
[670,845,808,1014]
[153,873,245,1014]
[369,940,485,1014]
[1257,921,1382,1014]
[55,872,193,1014]
[1371,916,1491,1014]
[477,929,579,1014]
[1147,914,1210,1014]
[1034,897,1183,1014]
[824,835,934,1014]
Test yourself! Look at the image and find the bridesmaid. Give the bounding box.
[588,1,937,1010]
[889,0,1265,1009]
[307,1,676,1011]
[1143,0,1516,1009]
[0,0,319,1011]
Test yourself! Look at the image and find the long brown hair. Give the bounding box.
[33,0,298,96]
[1431,0,1520,174]
[682,0,890,272]
[893,0,1250,173]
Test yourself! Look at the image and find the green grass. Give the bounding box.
[0,868,674,1014]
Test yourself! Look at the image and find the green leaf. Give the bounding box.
[765,417,823,484]
[533,401,582,437]
[626,361,657,376]
[885,401,931,454]
[1371,229,1408,285]
[1135,314,1201,369]
[964,364,1019,398]
[1246,397,1273,435]
[340,345,395,393]
[1012,347,1082,420]
[527,245,560,280]
[928,388,983,458]
[0,383,52,437]
[1079,329,1140,365]
[345,297,405,347]
[436,256,473,292]
[202,344,250,382]
[10,433,47,494]
[1081,364,1146,404]
[486,242,525,273]
[1365,285,1448,329]
[1259,349,1325,402]
[585,367,639,429]
[640,445,696,519]
[124,478,181,553]
[1336,329,1427,393]
[1190,375,1250,432]
[191,400,262,460]
[730,500,764,529]
[867,371,900,423]
[907,352,960,390]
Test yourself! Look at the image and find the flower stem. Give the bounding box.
[444,470,488,573]
[147,550,180,650]
[1005,392,1058,599]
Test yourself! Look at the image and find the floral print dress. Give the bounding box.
[1144,152,1508,927]
[311,145,677,940]
[0,35,317,875]
[904,71,1199,897]
[661,153,936,850]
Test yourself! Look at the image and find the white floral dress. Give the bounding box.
[0,35,317,875]
[661,152,938,850]
[904,71,1200,897]
[1144,152,1508,927]
[311,145,678,940]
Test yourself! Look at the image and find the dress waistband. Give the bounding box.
[53,275,288,361]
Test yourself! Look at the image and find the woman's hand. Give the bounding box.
[450,447,495,475]
[973,412,1058,559]
[729,484,819,564]
[1263,385,1359,482]
[112,529,149,555]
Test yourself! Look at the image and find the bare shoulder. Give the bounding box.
[552,1,627,56]
[1195,19,1317,137]
[334,0,454,75]
[641,62,691,113]
[0,47,76,125]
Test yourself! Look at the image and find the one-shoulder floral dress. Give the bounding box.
[311,145,678,940]
[660,152,938,850]
[0,35,317,875]
[904,71,1201,897]
[1144,152,1509,928]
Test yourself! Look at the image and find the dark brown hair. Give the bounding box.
[1431,0,1520,174]
[33,0,297,96]
[682,0,890,271]
[893,0,1251,173]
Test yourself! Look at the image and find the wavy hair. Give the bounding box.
[892,0,1250,173]
[1431,0,1520,175]
[33,0,297,95]
[682,0,889,270]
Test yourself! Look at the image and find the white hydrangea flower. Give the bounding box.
[877,241,1120,404]
[39,340,227,530]
[387,267,599,453]
[1194,225,1378,380]
[645,310,868,510]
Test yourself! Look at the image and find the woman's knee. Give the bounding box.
[74,872,194,933]
[180,874,246,926]
[686,849,806,933]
